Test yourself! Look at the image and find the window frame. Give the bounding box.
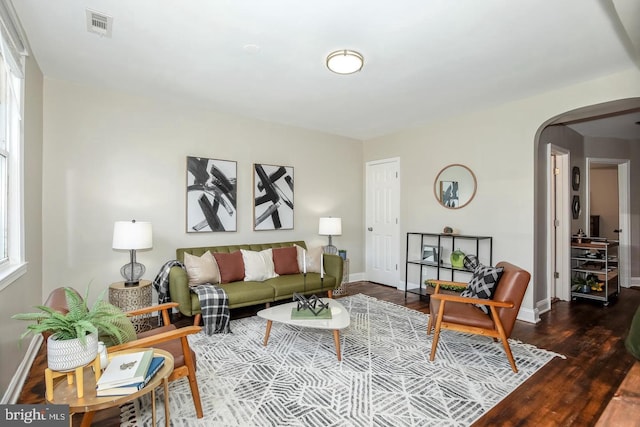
[0,24,26,291]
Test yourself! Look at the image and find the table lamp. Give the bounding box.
[319,217,342,254]
[112,219,153,287]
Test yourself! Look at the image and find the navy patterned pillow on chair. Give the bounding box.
[460,262,504,314]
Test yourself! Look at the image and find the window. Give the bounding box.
[0,1,27,289]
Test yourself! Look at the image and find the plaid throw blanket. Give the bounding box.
[191,284,231,335]
[153,260,185,305]
[152,259,231,334]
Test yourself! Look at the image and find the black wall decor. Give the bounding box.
[572,166,580,191]
[572,195,581,219]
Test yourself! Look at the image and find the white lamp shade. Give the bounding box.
[319,217,342,236]
[112,221,153,250]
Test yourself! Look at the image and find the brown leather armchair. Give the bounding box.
[43,287,204,418]
[426,261,531,372]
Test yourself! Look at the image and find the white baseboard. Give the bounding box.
[347,272,366,283]
[517,306,539,324]
[1,334,42,404]
[631,276,640,287]
[536,298,552,316]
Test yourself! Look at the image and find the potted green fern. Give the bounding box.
[12,287,129,371]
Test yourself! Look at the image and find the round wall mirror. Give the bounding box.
[434,164,477,209]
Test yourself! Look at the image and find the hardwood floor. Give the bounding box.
[18,282,640,426]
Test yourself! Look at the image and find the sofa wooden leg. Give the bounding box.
[193,313,201,327]
[328,290,333,299]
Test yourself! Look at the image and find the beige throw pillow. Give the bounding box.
[295,244,323,273]
[241,249,278,282]
[184,251,220,286]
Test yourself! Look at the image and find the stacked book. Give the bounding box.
[95,349,165,397]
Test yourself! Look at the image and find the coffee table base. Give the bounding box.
[262,319,343,361]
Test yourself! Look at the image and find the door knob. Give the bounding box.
[367,227,373,231]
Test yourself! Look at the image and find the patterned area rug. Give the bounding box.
[121,294,563,426]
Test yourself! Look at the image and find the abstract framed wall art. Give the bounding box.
[253,163,294,230]
[186,156,237,232]
[440,180,459,208]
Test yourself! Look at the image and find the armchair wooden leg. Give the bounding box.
[426,314,433,335]
[193,313,201,327]
[181,336,204,418]
[492,313,518,373]
[429,302,447,361]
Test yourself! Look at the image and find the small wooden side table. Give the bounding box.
[46,348,174,427]
[109,279,153,332]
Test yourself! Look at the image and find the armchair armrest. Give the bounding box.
[126,302,178,326]
[107,325,202,353]
[430,293,515,309]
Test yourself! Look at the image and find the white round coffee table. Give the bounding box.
[257,298,350,361]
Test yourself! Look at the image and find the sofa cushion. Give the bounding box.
[212,251,245,283]
[295,244,323,273]
[241,248,278,281]
[216,281,275,307]
[272,246,300,275]
[266,273,336,299]
[184,251,220,286]
[460,262,504,314]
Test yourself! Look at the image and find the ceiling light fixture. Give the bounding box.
[326,50,364,74]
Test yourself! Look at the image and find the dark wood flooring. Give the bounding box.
[18,282,640,426]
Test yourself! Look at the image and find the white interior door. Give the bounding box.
[365,158,400,287]
[547,145,570,306]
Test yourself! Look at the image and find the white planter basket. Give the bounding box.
[47,332,99,371]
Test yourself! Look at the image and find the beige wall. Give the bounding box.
[1,54,44,397]
[364,68,640,321]
[41,79,364,304]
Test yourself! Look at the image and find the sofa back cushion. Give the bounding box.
[241,249,278,281]
[272,246,300,275]
[184,251,220,286]
[295,244,323,273]
[212,251,245,283]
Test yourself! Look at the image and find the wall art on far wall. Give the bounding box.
[440,180,459,208]
[253,163,294,230]
[186,156,237,232]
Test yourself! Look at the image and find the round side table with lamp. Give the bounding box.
[109,279,153,333]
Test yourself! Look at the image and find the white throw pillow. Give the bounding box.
[241,249,278,281]
[184,251,220,287]
[295,244,323,273]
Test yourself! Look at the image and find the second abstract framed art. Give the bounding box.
[253,163,294,230]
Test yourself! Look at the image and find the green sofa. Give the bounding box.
[169,241,343,319]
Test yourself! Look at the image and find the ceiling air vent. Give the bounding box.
[86,9,113,38]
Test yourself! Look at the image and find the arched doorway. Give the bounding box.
[534,98,640,314]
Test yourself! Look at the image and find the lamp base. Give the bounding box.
[324,245,338,255]
[120,261,145,286]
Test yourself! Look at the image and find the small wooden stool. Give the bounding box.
[45,356,101,400]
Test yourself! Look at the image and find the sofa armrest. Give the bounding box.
[169,266,194,316]
[323,253,343,288]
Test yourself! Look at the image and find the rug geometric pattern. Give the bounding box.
[121,294,563,426]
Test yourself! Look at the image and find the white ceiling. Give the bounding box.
[567,111,640,140]
[10,0,640,140]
